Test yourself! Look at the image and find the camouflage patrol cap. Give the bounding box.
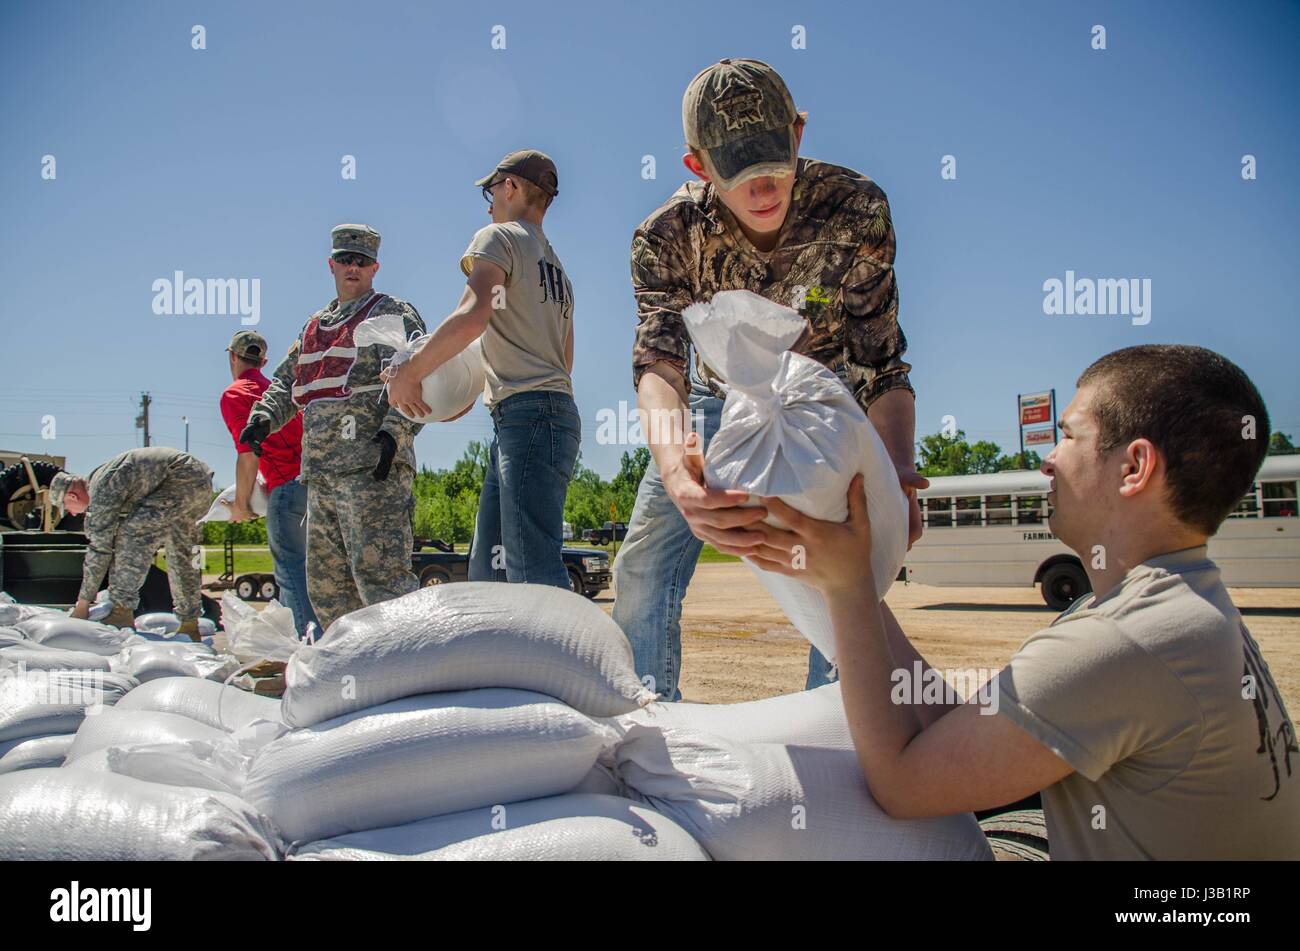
[683,58,799,190]
[475,150,559,198]
[48,471,76,509]
[331,224,381,261]
[228,330,268,362]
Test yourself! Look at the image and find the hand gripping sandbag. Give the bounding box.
[116,676,284,733]
[281,583,653,727]
[0,733,76,774]
[609,726,992,862]
[290,792,709,861]
[681,290,909,664]
[616,683,853,751]
[0,768,279,860]
[0,669,136,742]
[245,688,619,844]
[14,615,133,655]
[199,477,270,524]
[354,313,487,423]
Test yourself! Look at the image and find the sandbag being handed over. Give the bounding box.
[355,313,486,423]
[681,289,909,665]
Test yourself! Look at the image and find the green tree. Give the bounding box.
[917,429,1040,476]
[1268,432,1297,455]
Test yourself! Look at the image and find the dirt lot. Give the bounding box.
[590,563,1300,709]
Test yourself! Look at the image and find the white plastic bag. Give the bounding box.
[245,688,619,844]
[220,592,300,662]
[290,793,709,861]
[199,476,270,524]
[609,726,992,861]
[682,290,909,664]
[0,768,280,860]
[282,582,653,728]
[355,313,486,423]
[616,683,853,751]
[14,615,133,655]
[0,733,76,774]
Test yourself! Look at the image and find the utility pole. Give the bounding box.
[182,416,189,453]
[136,392,152,447]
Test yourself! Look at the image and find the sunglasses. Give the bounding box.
[334,253,374,268]
[481,177,510,205]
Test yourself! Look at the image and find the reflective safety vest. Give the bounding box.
[291,293,388,407]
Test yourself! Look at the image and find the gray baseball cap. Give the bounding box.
[475,149,559,198]
[331,223,381,261]
[682,58,799,189]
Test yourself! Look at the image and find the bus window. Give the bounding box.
[1263,480,1298,517]
[955,497,982,526]
[1015,495,1045,524]
[926,497,953,528]
[987,495,1012,525]
[1230,488,1261,518]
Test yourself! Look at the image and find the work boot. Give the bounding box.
[104,604,136,630]
[176,618,202,642]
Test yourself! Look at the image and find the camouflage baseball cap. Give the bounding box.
[331,224,381,261]
[682,58,799,189]
[228,330,268,362]
[48,471,76,509]
[475,149,559,198]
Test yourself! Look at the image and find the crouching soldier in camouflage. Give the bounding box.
[240,224,425,632]
[52,447,214,639]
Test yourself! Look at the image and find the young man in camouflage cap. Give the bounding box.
[614,59,927,700]
[53,447,214,639]
[386,150,579,589]
[240,224,426,632]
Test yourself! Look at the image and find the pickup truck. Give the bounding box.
[411,539,612,599]
[581,521,627,546]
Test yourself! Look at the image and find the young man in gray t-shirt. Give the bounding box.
[745,344,1297,860]
[387,149,579,589]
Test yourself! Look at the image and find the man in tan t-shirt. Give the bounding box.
[745,344,1297,860]
[387,149,579,589]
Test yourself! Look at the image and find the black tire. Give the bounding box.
[421,567,451,588]
[567,569,585,597]
[1041,562,1090,611]
[259,578,279,601]
[236,577,258,600]
[0,460,81,531]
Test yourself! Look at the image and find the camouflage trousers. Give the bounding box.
[108,458,213,620]
[304,465,417,632]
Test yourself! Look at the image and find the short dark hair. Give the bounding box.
[1077,345,1270,535]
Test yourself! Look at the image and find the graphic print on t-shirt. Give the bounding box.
[536,259,571,314]
[1242,627,1298,801]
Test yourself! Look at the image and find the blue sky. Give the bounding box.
[2,0,1297,486]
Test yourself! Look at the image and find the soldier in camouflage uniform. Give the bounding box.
[53,447,214,639]
[239,224,425,632]
[613,59,927,700]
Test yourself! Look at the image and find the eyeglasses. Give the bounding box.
[482,177,510,205]
[334,253,374,268]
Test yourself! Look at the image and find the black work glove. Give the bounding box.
[239,417,272,457]
[371,430,396,481]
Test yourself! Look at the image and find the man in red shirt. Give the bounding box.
[220,331,318,636]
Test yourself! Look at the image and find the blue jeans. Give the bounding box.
[265,479,319,638]
[469,390,581,588]
[611,387,834,701]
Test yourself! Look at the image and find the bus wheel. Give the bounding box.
[1041,562,1089,611]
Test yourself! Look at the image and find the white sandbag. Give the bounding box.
[14,615,133,655]
[610,726,992,861]
[246,688,618,844]
[682,290,909,664]
[0,733,76,773]
[0,669,136,742]
[131,612,218,638]
[72,739,252,797]
[0,598,60,626]
[282,583,653,728]
[199,477,269,523]
[221,593,301,661]
[618,683,853,751]
[64,707,231,764]
[115,677,283,733]
[0,768,279,860]
[1,644,113,672]
[291,793,709,861]
[0,628,30,650]
[111,641,239,683]
[88,591,113,622]
[355,314,486,423]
